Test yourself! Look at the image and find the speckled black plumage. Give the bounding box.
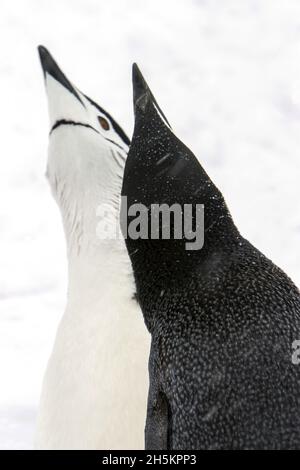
[121,64,300,450]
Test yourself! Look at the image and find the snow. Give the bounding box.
[0,0,299,449]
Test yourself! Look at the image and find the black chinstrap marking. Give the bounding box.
[50,120,127,153]
[50,120,99,135]
[38,48,130,149]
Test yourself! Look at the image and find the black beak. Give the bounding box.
[132,63,151,110]
[38,45,84,105]
[132,63,171,128]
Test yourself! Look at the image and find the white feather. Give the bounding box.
[35,73,150,449]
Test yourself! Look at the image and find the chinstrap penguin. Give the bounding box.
[121,64,300,450]
[35,48,150,450]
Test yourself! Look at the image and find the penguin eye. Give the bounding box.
[98,116,110,131]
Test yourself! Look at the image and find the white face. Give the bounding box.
[45,73,129,197]
[39,48,129,249]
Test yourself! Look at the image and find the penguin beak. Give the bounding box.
[132,63,171,128]
[38,45,84,106]
[132,63,151,112]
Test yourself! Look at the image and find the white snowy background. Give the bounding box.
[0,0,299,449]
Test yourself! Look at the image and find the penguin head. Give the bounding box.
[38,46,129,249]
[123,64,213,208]
[122,64,238,282]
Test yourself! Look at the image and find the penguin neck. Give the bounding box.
[123,121,242,330]
[59,176,131,310]
[66,237,130,311]
[124,120,241,289]
[132,206,241,333]
[130,193,240,285]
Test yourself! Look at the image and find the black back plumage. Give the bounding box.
[122,64,300,449]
